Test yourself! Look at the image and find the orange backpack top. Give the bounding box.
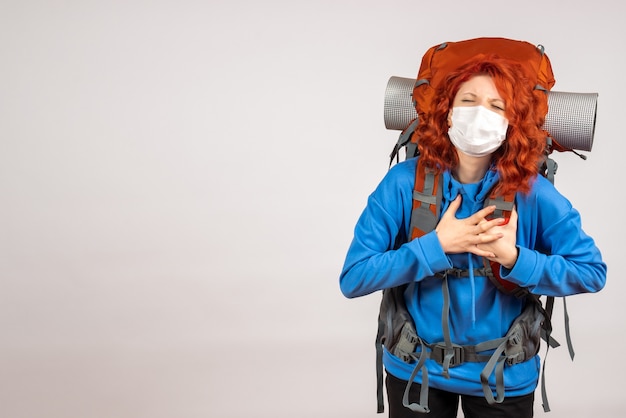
[413,37,555,125]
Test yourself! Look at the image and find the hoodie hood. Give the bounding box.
[442,167,500,216]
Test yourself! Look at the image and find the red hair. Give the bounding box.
[415,55,549,195]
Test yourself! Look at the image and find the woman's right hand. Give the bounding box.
[435,195,505,258]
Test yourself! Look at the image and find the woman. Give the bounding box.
[339,56,606,417]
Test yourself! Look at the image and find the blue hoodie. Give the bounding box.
[339,157,606,397]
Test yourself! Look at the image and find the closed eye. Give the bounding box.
[490,99,505,111]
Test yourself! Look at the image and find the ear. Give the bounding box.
[447,109,452,126]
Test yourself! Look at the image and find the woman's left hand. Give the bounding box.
[478,207,519,269]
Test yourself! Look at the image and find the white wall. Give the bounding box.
[1,1,622,417]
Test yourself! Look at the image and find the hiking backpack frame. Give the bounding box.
[375,37,599,414]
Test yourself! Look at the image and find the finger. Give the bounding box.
[470,204,498,222]
[509,206,518,224]
[474,231,504,245]
[449,194,462,211]
[442,194,461,219]
[475,217,505,233]
[470,244,496,259]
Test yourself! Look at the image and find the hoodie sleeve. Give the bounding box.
[500,176,607,296]
[339,160,452,299]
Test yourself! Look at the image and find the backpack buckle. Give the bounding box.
[431,343,465,367]
[436,268,466,279]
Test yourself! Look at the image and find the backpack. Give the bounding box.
[376,37,598,414]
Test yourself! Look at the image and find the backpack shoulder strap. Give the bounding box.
[389,118,419,166]
[484,189,515,221]
[376,158,437,413]
[481,189,525,296]
[409,158,442,239]
[481,190,575,412]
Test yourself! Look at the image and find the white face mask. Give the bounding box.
[447,106,509,157]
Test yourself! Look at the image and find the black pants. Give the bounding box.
[386,372,534,418]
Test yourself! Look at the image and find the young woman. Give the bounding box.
[339,56,607,417]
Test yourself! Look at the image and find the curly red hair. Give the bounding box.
[415,55,549,195]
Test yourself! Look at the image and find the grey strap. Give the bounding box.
[537,295,561,413]
[563,297,575,360]
[410,170,440,234]
[480,340,508,405]
[402,338,431,413]
[540,297,574,413]
[440,275,455,378]
[389,118,419,166]
[375,331,384,413]
[436,267,490,278]
[541,344,552,412]
[545,157,557,184]
[484,195,514,219]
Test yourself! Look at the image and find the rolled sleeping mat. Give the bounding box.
[384,76,598,152]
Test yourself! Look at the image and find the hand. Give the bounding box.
[477,207,519,269]
[435,195,506,259]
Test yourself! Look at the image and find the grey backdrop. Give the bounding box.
[1,1,622,417]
